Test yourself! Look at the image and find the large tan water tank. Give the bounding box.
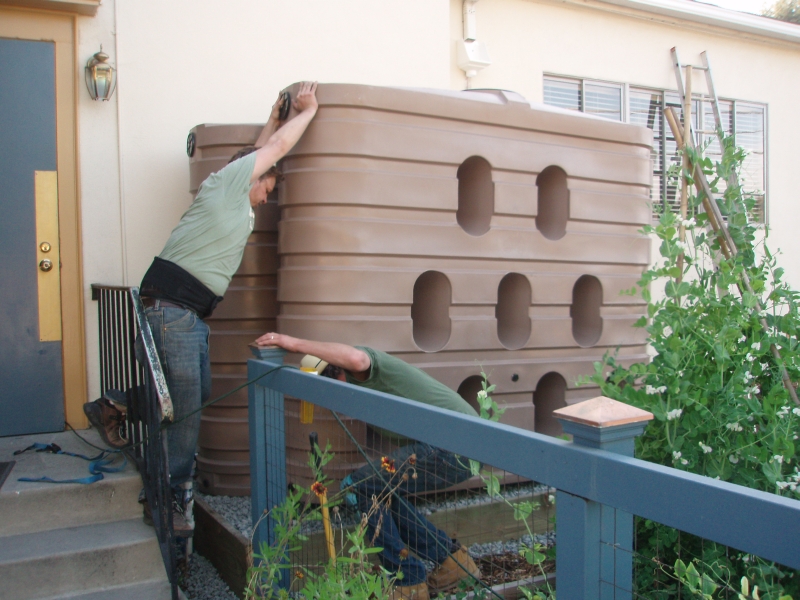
[278,83,652,423]
[190,84,652,495]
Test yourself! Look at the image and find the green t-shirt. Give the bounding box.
[159,153,256,297]
[346,346,478,442]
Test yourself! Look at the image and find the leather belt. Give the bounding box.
[141,297,190,311]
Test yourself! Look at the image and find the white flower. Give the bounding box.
[726,422,743,432]
[681,459,688,465]
[760,362,769,370]
[666,408,683,421]
[777,481,790,490]
[548,494,555,504]
[746,353,755,362]
[751,342,761,351]
[672,451,682,461]
[476,390,488,400]
[729,455,740,464]
[681,217,696,228]
[743,371,754,382]
[699,442,713,454]
[646,385,667,395]
[663,325,673,337]
[793,408,800,417]
[738,335,747,343]
[675,240,689,252]
[776,344,782,350]
[778,406,790,418]
[773,455,784,465]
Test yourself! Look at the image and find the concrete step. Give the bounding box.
[38,578,177,600]
[0,429,142,536]
[0,518,169,600]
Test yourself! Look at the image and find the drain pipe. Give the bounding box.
[457,0,491,89]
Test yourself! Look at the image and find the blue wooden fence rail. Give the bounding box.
[248,351,800,598]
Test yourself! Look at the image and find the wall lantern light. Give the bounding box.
[85,47,116,101]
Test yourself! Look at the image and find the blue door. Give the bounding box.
[0,37,65,436]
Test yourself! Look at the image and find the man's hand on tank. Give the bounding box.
[293,81,318,113]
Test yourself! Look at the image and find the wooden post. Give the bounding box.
[248,346,288,588]
[553,397,653,599]
[677,65,692,285]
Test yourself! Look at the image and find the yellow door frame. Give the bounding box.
[0,6,88,428]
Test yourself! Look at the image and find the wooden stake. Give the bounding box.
[664,107,799,407]
[677,65,691,285]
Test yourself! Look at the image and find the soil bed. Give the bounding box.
[477,551,555,587]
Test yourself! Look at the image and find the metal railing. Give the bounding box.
[91,284,179,600]
[247,349,800,598]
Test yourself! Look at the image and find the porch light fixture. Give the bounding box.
[85,47,117,101]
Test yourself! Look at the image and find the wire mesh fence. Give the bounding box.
[245,354,800,600]
[250,395,557,598]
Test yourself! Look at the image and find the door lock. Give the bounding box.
[39,259,53,272]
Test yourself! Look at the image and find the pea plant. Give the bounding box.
[582,134,800,598]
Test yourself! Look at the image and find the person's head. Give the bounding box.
[321,363,345,381]
[229,146,284,208]
[301,353,346,382]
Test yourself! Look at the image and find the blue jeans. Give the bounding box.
[142,304,210,487]
[348,442,472,585]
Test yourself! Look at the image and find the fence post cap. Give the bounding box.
[249,343,288,361]
[553,396,653,428]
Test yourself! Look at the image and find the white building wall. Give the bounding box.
[76,0,800,398]
[454,0,800,287]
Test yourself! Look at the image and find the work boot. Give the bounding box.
[389,582,429,600]
[427,545,481,593]
[140,495,194,536]
[83,392,129,449]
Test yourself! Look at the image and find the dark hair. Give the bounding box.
[321,364,344,380]
[228,146,284,182]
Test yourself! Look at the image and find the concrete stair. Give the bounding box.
[0,429,174,599]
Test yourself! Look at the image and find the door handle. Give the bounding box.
[39,259,53,272]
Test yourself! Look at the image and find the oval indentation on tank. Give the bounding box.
[536,166,569,240]
[571,275,603,347]
[411,270,452,352]
[457,374,488,414]
[457,156,494,236]
[496,273,531,350]
[533,372,567,437]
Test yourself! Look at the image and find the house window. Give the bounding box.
[543,76,767,223]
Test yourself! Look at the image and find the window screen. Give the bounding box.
[543,75,767,223]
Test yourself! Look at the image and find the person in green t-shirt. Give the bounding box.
[85,83,318,537]
[255,332,482,600]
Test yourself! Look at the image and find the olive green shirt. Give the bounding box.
[346,346,478,442]
[159,153,256,297]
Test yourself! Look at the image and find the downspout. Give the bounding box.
[457,0,491,89]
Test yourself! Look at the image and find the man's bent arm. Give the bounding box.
[255,332,371,376]
[250,81,318,184]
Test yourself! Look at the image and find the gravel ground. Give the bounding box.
[182,553,238,600]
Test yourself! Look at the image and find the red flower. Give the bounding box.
[311,481,327,497]
[381,457,396,474]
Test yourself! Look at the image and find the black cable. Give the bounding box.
[330,411,503,599]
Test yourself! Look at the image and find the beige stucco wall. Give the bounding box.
[452,0,800,282]
[76,0,800,399]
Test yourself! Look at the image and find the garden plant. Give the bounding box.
[583,133,800,599]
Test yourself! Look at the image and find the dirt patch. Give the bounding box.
[477,551,555,587]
